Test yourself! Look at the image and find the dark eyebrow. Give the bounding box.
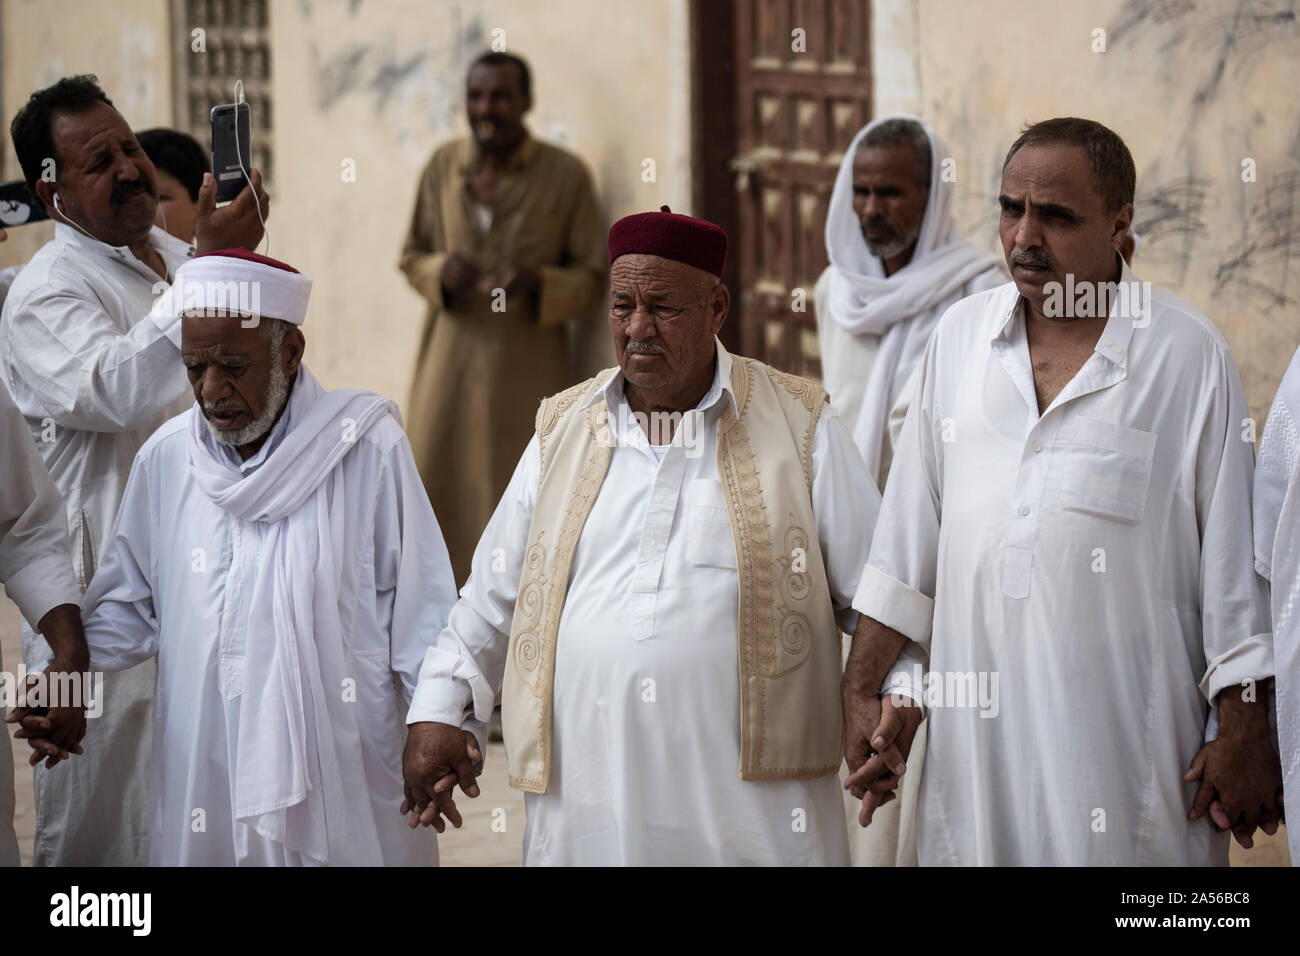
[998,194,1021,207]
[1035,202,1079,219]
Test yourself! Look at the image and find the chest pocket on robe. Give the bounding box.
[1059,415,1157,525]
[684,478,738,570]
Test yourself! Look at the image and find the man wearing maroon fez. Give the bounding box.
[401,206,911,865]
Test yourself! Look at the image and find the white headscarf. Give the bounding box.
[824,114,1003,479]
[824,114,1000,335]
[188,362,399,865]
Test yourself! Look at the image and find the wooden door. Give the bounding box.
[695,0,872,379]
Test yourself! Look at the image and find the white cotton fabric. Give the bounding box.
[819,115,1004,482]
[163,253,312,325]
[408,338,924,865]
[0,221,194,866]
[855,261,1271,865]
[81,363,458,865]
[0,381,81,866]
[1253,345,1300,866]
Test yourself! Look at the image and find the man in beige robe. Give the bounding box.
[400,51,607,584]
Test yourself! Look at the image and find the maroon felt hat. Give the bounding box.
[608,205,728,278]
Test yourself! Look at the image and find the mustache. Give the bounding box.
[1010,248,1054,269]
[204,400,244,412]
[109,177,155,210]
[625,341,666,355]
[861,217,893,233]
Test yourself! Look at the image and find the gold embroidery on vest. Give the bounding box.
[507,401,613,791]
[512,535,549,677]
[767,367,818,412]
[537,375,598,442]
[765,368,826,490]
[718,360,776,767]
[770,516,813,677]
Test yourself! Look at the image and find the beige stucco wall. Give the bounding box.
[270,0,692,400]
[1,0,172,268]
[1,0,691,405]
[872,0,1300,426]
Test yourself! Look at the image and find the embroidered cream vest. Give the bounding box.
[502,357,843,793]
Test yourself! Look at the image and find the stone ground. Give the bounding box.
[2,589,1287,867]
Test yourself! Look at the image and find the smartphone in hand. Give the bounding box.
[210,102,252,204]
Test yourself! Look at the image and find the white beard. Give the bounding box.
[204,349,290,449]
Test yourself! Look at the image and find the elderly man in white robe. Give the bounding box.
[26,250,459,866]
[815,114,1005,868]
[0,382,90,866]
[402,206,906,865]
[1252,350,1300,863]
[814,115,1004,487]
[845,117,1280,865]
[1,74,267,865]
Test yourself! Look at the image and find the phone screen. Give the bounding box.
[210,103,252,204]
[0,179,50,226]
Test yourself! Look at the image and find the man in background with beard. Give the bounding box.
[0,74,267,864]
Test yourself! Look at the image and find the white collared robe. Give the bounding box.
[408,339,916,865]
[79,382,456,865]
[0,222,193,865]
[855,265,1272,865]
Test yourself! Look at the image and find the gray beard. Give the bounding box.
[205,351,290,449]
[865,232,915,262]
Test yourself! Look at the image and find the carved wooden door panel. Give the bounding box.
[730,0,872,378]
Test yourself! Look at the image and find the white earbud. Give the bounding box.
[53,192,64,212]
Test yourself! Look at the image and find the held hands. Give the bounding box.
[1185,707,1283,849]
[401,721,482,833]
[842,690,922,828]
[195,168,270,254]
[4,659,89,770]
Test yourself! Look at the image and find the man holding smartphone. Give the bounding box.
[1,74,268,866]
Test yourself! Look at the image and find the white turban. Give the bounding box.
[164,249,312,325]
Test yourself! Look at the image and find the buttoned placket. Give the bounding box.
[217,520,247,700]
[619,406,696,641]
[991,293,1133,599]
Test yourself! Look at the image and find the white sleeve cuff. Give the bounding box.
[407,674,472,726]
[881,640,928,716]
[853,563,935,650]
[4,553,81,631]
[1200,633,1273,703]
